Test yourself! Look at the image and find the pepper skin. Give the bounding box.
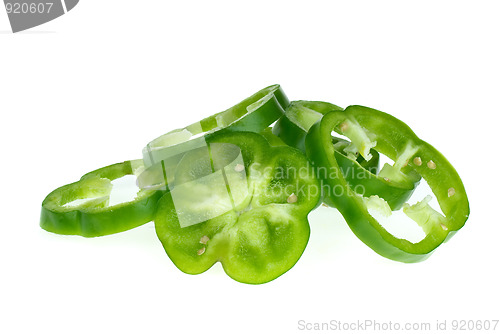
[143,84,289,168]
[154,131,320,284]
[274,101,419,209]
[306,106,469,262]
[40,160,163,237]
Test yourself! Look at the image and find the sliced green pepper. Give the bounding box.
[40,160,163,237]
[306,106,469,262]
[274,101,418,209]
[138,84,289,191]
[331,135,420,210]
[154,131,320,284]
[259,127,287,147]
[142,84,289,168]
[273,100,343,153]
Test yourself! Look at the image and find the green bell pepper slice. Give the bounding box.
[273,100,380,171]
[306,106,469,262]
[40,160,163,237]
[274,101,372,171]
[274,101,418,209]
[137,84,289,191]
[142,84,289,169]
[154,131,320,284]
[330,135,420,210]
[273,100,343,153]
[259,127,287,147]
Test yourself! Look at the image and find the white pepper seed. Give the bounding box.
[200,235,210,244]
[287,193,298,204]
[340,122,349,133]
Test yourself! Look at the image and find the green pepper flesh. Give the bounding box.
[154,131,320,284]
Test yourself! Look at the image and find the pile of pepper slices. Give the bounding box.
[41,85,469,284]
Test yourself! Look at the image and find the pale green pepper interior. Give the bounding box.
[333,117,446,243]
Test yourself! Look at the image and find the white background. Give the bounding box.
[1,1,498,333]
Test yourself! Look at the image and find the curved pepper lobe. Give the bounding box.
[305,106,469,262]
[154,132,319,284]
[40,160,162,237]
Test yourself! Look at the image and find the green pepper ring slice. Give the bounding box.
[40,160,163,237]
[306,106,469,262]
[273,101,419,209]
[154,131,320,284]
[142,84,289,168]
[273,100,343,153]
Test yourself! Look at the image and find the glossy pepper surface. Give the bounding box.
[154,131,320,284]
[40,160,163,237]
[142,84,289,169]
[305,106,469,262]
[274,101,418,209]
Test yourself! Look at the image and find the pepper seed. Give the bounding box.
[287,193,298,204]
[234,164,245,172]
[413,157,422,166]
[383,177,391,182]
[200,235,210,244]
[427,160,436,169]
[340,122,349,133]
[448,187,456,197]
[197,247,206,255]
[440,223,448,231]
